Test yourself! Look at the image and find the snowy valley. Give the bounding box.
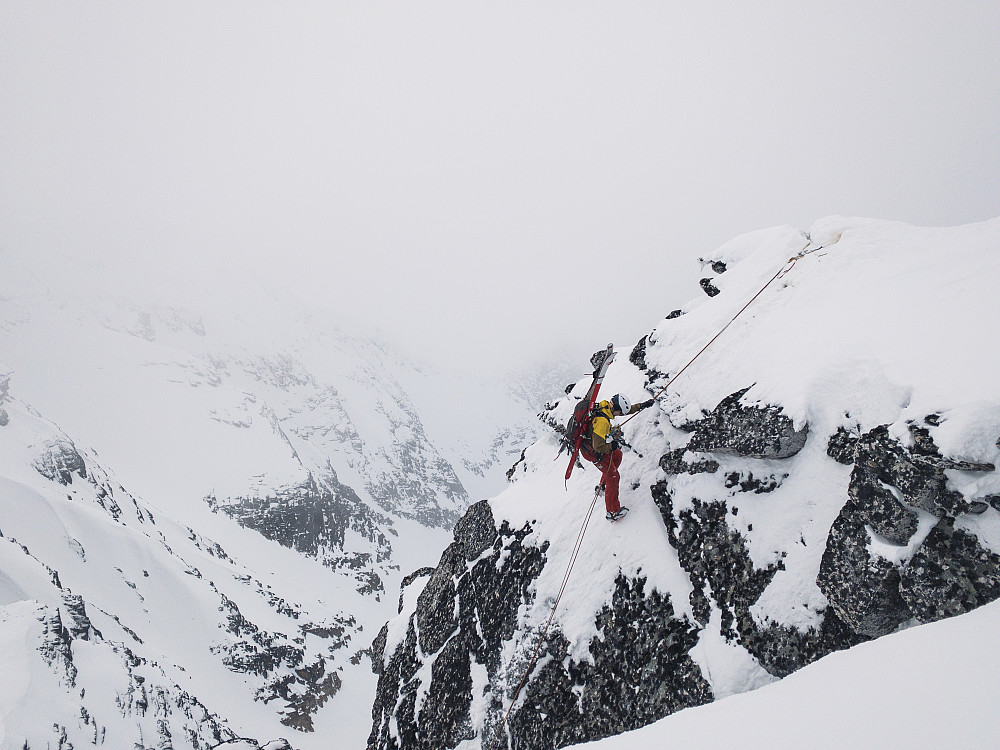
[0,255,564,749]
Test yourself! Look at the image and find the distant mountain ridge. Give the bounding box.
[0,256,568,748]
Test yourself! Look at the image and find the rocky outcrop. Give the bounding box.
[820,420,999,636]
[818,504,912,637]
[33,438,88,485]
[503,576,710,750]
[651,486,865,677]
[697,260,727,297]
[372,395,1000,749]
[369,501,544,750]
[369,501,714,750]
[687,387,809,459]
[629,336,648,370]
[899,521,1000,622]
[208,471,393,594]
[699,278,721,297]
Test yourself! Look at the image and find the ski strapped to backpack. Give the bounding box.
[564,343,615,487]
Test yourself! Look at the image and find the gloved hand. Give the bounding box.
[609,427,624,450]
[640,399,655,409]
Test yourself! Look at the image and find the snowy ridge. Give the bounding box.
[369,216,1000,749]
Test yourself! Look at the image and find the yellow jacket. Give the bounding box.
[589,400,643,455]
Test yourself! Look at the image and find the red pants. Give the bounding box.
[586,448,623,514]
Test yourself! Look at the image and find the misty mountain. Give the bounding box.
[0,257,568,749]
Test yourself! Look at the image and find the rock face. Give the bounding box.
[208,471,394,595]
[368,502,712,750]
[819,421,998,637]
[371,382,1000,749]
[369,501,546,750]
[687,387,809,459]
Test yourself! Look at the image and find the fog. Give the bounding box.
[2,2,998,372]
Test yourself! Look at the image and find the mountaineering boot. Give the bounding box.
[606,507,629,522]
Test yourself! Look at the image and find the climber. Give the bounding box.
[580,393,654,521]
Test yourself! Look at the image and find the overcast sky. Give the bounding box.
[2,2,998,372]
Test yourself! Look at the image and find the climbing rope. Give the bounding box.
[487,470,606,750]
[484,242,823,748]
[618,242,824,429]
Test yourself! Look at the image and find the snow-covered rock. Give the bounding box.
[369,216,1000,749]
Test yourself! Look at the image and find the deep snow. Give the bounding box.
[582,596,1000,750]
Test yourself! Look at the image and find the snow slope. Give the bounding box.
[583,597,1000,750]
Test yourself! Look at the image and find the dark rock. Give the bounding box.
[899,522,1000,622]
[652,492,860,677]
[416,636,475,747]
[369,620,421,750]
[649,481,677,538]
[699,278,721,297]
[739,607,868,678]
[853,425,990,518]
[415,544,463,654]
[61,592,101,640]
[453,499,498,561]
[671,499,776,632]
[827,427,859,464]
[687,387,808,460]
[369,520,547,750]
[370,515,716,750]
[590,347,612,370]
[504,576,711,750]
[33,439,88,485]
[207,472,393,593]
[658,447,719,476]
[724,471,784,494]
[39,608,78,686]
[370,625,389,676]
[630,336,648,370]
[847,461,919,546]
[506,448,528,481]
[817,505,911,637]
[710,260,728,275]
[665,309,684,320]
[276,666,342,731]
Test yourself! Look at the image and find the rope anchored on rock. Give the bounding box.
[619,242,824,429]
